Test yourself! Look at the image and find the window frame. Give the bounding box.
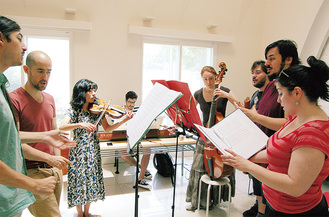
[21,27,73,88]
[12,28,73,126]
[141,36,218,99]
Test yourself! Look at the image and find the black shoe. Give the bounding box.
[256,212,265,217]
[200,203,214,211]
[137,179,152,190]
[243,201,258,217]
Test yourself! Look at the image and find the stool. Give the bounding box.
[198,174,231,217]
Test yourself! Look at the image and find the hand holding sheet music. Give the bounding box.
[195,108,268,159]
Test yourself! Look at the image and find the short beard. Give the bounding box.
[268,61,286,81]
[33,84,46,91]
[253,77,267,89]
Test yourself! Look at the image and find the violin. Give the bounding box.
[204,62,233,179]
[89,98,125,119]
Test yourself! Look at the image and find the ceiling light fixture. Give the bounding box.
[207,24,218,29]
[143,17,154,22]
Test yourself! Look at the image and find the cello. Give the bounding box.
[204,62,233,179]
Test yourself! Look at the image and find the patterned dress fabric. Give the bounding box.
[66,108,105,208]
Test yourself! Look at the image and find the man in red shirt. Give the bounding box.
[10,51,70,217]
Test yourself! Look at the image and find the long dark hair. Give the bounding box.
[277,56,329,104]
[70,79,98,111]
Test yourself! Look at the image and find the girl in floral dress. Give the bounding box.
[60,79,132,217]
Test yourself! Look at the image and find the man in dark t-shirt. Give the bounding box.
[243,60,270,217]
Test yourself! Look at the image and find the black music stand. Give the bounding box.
[131,135,149,217]
[127,82,184,217]
[131,141,140,217]
[151,80,206,217]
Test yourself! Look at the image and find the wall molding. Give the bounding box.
[128,25,234,43]
[7,15,92,31]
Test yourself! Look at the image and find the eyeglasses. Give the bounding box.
[127,100,136,104]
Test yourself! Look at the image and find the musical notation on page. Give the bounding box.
[126,82,183,151]
[195,108,268,159]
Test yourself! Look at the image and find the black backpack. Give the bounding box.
[153,153,174,184]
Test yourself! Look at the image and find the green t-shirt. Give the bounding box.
[0,74,35,217]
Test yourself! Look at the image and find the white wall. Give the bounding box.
[0,0,326,113]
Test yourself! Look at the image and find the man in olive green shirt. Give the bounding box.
[0,16,75,217]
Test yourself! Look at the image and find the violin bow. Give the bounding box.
[88,99,111,138]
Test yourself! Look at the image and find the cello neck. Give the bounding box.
[207,62,227,128]
[208,83,219,128]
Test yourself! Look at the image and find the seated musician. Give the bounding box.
[186,65,236,211]
[120,91,152,189]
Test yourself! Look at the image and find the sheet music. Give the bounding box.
[126,82,182,150]
[213,116,251,149]
[195,108,268,159]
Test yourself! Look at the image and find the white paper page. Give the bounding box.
[195,124,229,155]
[197,109,268,159]
[126,82,182,150]
[214,109,268,158]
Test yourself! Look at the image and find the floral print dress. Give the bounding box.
[66,108,105,208]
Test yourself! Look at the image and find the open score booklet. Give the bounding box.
[126,82,183,151]
[195,108,268,159]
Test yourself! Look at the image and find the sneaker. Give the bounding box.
[185,204,197,211]
[138,179,152,190]
[144,170,152,180]
[243,201,258,217]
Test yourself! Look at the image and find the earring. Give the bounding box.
[296,100,300,105]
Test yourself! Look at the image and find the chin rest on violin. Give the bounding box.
[89,98,125,119]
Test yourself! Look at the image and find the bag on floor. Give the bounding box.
[153,153,174,179]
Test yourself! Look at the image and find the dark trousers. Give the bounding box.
[265,195,329,217]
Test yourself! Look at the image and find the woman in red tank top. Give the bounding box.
[222,56,329,216]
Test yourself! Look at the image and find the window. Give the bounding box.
[142,40,216,125]
[142,40,216,101]
[4,31,70,126]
